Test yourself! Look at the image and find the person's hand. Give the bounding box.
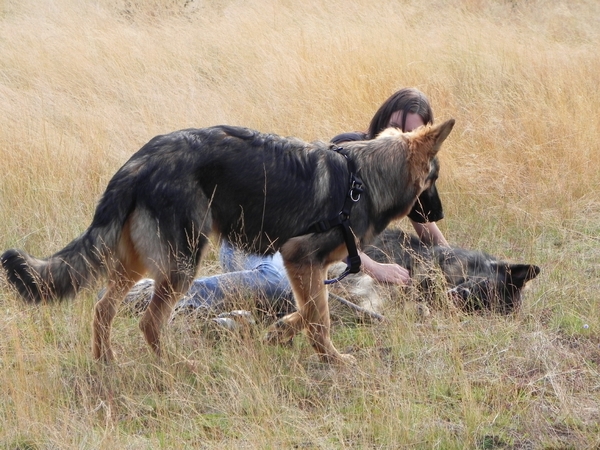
[359,252,411,285]
[369,262,411,284]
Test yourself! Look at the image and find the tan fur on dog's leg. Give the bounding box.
[264,310,304,345]
[93,276,137,362]
[293,265,355,364]
[304,279,353,364]
[138,278,183,357]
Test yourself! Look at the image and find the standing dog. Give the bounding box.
[1,120,454,364]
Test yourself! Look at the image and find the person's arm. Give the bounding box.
[411,220,449,247]
[358,251,411,285]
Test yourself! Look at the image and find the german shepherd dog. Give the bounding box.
[329,228,540,318]
[1,119,454,364]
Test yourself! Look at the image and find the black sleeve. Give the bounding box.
[330,131,367,145]
[407,181,444,223]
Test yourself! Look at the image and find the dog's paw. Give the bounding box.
[264,319,296,346]
[313,352,357,366]
[337,353,358,365]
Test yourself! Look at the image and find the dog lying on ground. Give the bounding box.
[328,228,541,319]
[1,120,454,364]
[115,226,540,331]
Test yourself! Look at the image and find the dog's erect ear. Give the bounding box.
[507,264,541,288]
[405,118,455,162]
[428,118,455,157]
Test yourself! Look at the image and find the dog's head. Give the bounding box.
[363,119,454,220]
[449,262,541,313]
[398,119,454,194]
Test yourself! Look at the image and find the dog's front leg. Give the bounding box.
[264,310,304,346]
[302,266,355,364]
[287,264,355,364]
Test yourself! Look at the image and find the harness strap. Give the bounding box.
[306,146,364,284]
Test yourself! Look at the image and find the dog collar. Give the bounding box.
[306,146,364,284]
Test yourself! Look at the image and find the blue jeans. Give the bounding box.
[176,241,295,315]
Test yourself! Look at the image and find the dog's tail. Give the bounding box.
[2,175,137,303]
[1,229,112,303]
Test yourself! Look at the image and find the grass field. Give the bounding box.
[1,0,600,448]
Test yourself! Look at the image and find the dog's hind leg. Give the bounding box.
[138,275,192,357]
[92,215,149,361]
[93,272,139,362]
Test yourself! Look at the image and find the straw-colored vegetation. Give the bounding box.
[1,0,599,448]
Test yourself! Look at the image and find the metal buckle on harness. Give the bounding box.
[349,179,363,202]
[311,145,364,285]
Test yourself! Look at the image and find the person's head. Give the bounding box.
[366,88,434,139]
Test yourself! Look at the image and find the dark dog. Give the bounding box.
[1,120,454,364]
[329,228,540,317]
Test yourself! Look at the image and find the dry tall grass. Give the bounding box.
[1,0,599,448]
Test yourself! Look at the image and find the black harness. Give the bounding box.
[307,146,364,284]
